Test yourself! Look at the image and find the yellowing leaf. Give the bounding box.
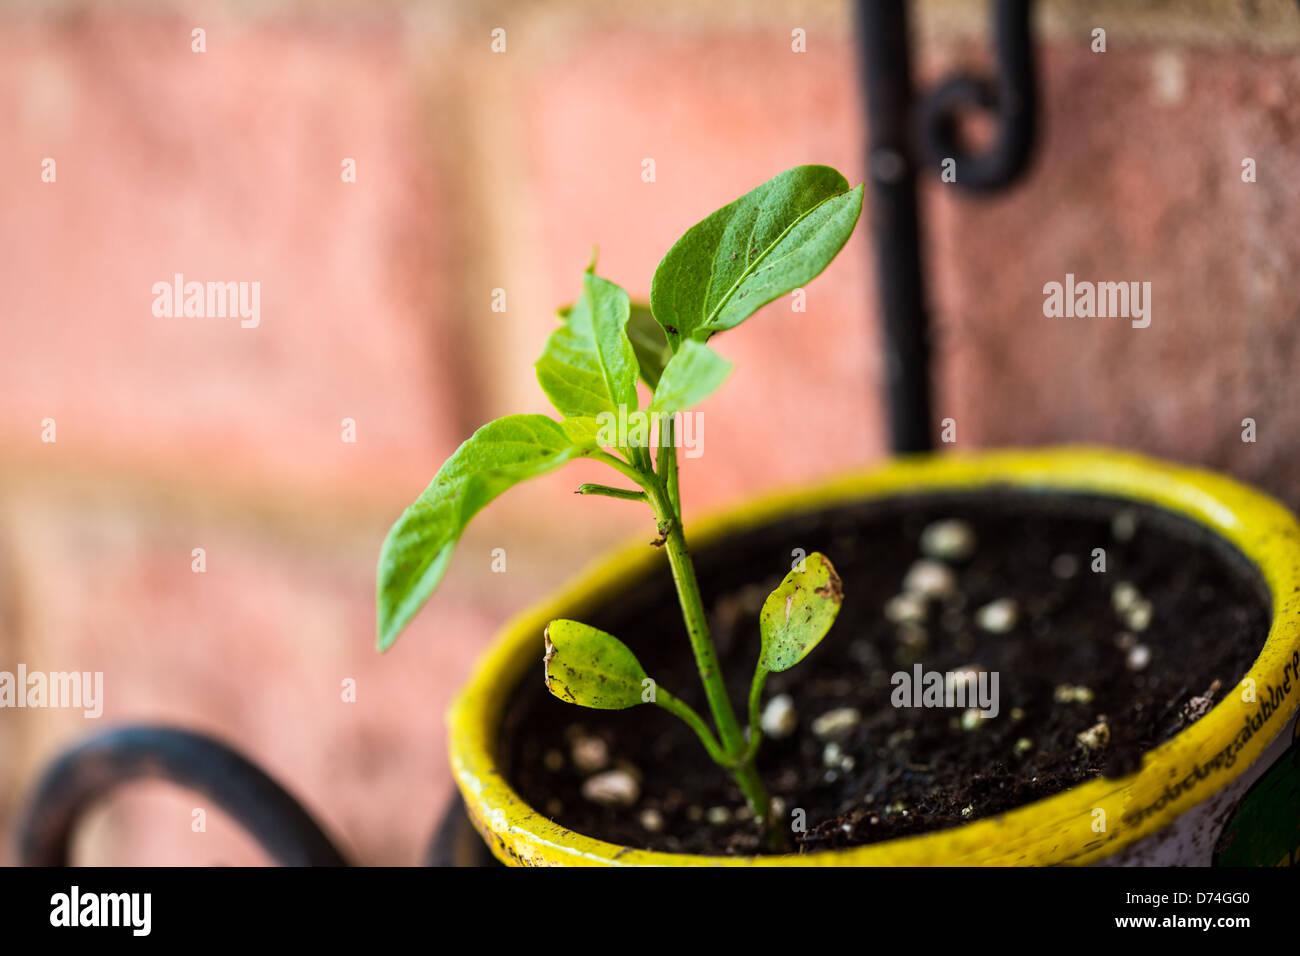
[543,619,649,710]
[759,553,843,672]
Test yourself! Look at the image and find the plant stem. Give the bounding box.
[742,665,769,765]
[575,483,647,502]
[657,414,682,515]
[643,476,772,825]
[591,441,774,827]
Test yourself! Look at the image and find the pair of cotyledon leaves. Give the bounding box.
[544,552,843,711]
[377,165,864,651]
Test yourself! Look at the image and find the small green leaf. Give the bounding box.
[535,323,613,420]
[536,273,637,419]
[626,302,672,388]
[377,415,595,651]
[558,415,601,447]
[649,339,732,413]
[543,619,649,709]
[759,552,844,672]
[650,165,864,345]
[585,273,639,413]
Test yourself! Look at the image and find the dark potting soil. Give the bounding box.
[500,491,1272,855]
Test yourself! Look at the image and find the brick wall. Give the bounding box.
[2,0,1299,863]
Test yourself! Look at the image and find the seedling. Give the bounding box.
[377,165,863,831]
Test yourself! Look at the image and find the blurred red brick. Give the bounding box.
[1,489,511,864]
[0,11,459,506]
[926,40,1300,505]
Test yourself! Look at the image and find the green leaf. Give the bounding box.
[626,302,672,388]
[543,619,649,709]
[585,274,639,413]
[536,273,637,419]
[558,415,602,446]
[650,165,864,345]
[535,323,611,420]
[377,415,594,651]
[553,298,669,390]
[648,339,732,413]
[759,552,844,672]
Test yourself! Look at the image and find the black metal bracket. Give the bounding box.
[15,726,349,866]
[856,0,1038,453]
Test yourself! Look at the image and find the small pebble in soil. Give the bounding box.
[884,592,927,624]
[1115,631,1136,650]
[920,519,976,562]
[685,806,703,823]
[961,804,973,818]
[812,707,862,741]
[639,808,665,833]
[1014,737,1034,756]
[570,735,610,774]
[960,707,984,731]
[896,622,929,652]
[581,769,641,807]
[825,742,856,772]
[545,798,564,817]
[975,597,1018,634]
[1112,509,1140,542]
[706,806,731,825]
[902,559,957,601]
[760,694,798,739]
[1010,707,1026,722]
[1183,694,1216,723]
[1051,553,1080,579]
[1125,599,1153,632]
[887,728,915,748]
[822,742,844,768]
[1077,719,1111,751]
[769,796,787,820]
[1112,581,1140,614]
[735,806,753,822]
[1126,643,1152,671]
[542,749,564,772]
[1055,684,1095,704]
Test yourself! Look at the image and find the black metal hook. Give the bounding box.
[15,725,349,866]
[917,0,1037,193]
[855,0,1039,454]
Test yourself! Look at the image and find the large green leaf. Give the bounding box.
[543,619,649,710]
[536,273,637,419]
[759,552,843,672]
[377,415,594,650]
[648,339,732,413]
[650,165,864,346]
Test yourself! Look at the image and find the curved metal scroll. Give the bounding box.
[917,0,1037,193]
[15,725,349,866]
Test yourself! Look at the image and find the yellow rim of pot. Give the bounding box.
[447,446,1300,866]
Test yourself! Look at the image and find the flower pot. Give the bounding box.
[447,447,1300,866]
